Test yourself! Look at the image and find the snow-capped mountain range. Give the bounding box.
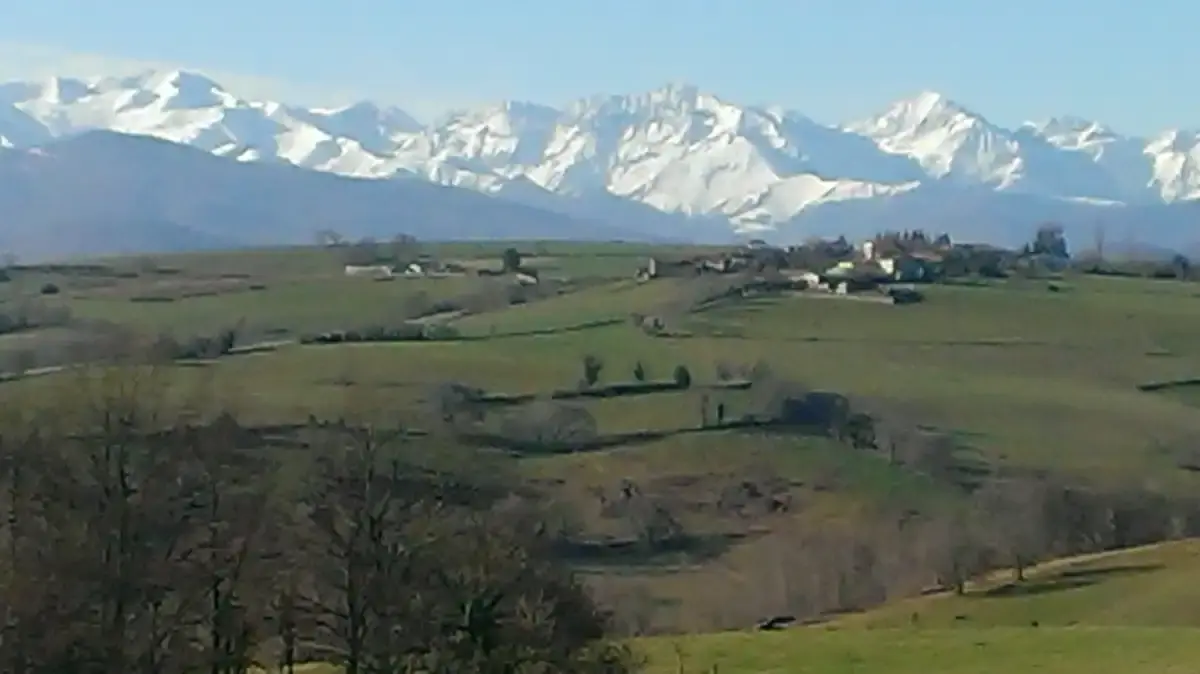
[1,69,1198,248]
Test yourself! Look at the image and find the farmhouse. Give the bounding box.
[876,252,942,282]
[344,264,394,279]
[786,270,822,289]
[637,257,701,280]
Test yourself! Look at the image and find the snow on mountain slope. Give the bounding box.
[0,68,1196,244]
[846,91,1025,186]
[844,92,1157,203]
[0,101,50,148]
[0,130,645,260]
[0,71,398,178]
[407,85,925,228]
[1143,130,1200,201]
[1019,116,1160,202]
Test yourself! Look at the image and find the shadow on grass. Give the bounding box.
[556,531,748,568]
[680,329,1101,350]
[980,563,1164,599]
[473,378,752,407]
[1136,379,1200,392]
[459,318,626,340]
[458,419,775,456]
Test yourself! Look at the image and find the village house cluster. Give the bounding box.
[343,252,540,286]
[634,232,961,301]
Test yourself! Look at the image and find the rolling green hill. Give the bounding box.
[638,539,1200,673]
[3,242,1200,650]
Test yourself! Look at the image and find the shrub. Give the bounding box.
[715,361,734,381]
[499,401,598,451]
[672,364,692,389]
[639,315,666,336]
[502,247,523,272]
[215,327,238,354]
[147,333,183,363]
[0,302,73,336]
[422,323,461,341]
[166,324,241,360]
[299,322,451,345]
[632,361,647,382]
[582,355,604,388]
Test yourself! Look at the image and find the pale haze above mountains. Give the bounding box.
[0,69,1197,259]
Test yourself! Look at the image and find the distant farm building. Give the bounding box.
[786,270,822,289]
[344,264,395,279]
[877,253,941,282]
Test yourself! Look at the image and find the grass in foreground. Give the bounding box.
[637,540,1200,673]
[637,627,1200,674]
[836,539,1200,629]
[275,627,1200,674]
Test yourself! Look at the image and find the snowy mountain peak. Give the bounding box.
[312,100,422,134]
[843,90,1022,185]
[1026,116,1118,145]
[0,69,1197,245]
[39,76,92,105]
[853,90,983,137]
[1148,128,1200,152]
[906,90,965,116]
[142,69,236,110]
[570,82,730,121]
[644,82,702,105]
[1031,115,1095,133]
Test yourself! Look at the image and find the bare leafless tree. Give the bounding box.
[0,369,639,674]
[974,476,1052,581]
[919,509,986,595]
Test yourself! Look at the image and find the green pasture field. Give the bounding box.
[637,626,1200,674]
[5,245,1200,659]
[51,275,484,338]
[636,539,1200,673]
[6,267,1200,486]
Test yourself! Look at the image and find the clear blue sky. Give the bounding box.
[0,0,1193,133]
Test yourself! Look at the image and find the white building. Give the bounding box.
[344,264,394,278]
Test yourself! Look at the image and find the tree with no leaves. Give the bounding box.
[501,247,523,273]
[974,476,1052,582]
[315,230,345,247]
[389,233,420,265]
[919,509,986,595]
[500,401,599,452]
[298,418,627,673]
[0,368,636,674]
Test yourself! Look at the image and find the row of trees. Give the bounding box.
[324,233,422,267]
[596,466,1200,635]
[0,368,635,674]
[320,231,527,277]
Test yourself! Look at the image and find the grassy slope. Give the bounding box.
[639,539,1200,673]
[7,248,1200,646]
[836,539,1200,628]
[7,267,1200,491]
[55,275,483,337]
[638,627,1200,674]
